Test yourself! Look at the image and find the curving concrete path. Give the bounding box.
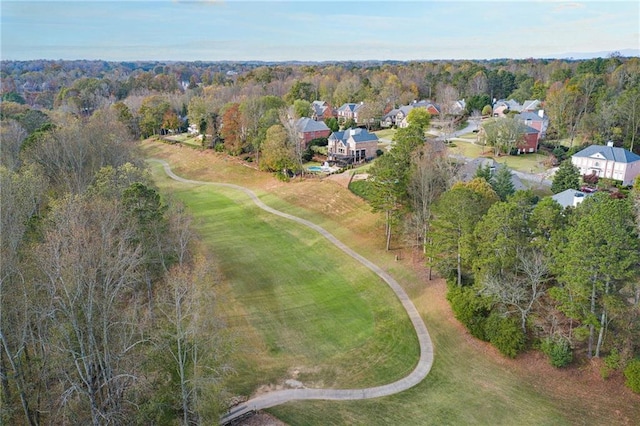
[147,159,434,424]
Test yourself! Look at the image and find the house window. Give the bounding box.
[594,161,600,167]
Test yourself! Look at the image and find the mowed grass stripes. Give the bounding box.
[152,170,418,396]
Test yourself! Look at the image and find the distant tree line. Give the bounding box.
[2,55,639,153]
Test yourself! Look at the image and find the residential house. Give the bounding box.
[518,124,541,154]
[458,157,526,190]
[551,189,591,209]
[411,100,441,116]
[336,102,364,123]
[515,110,549,139]
[295,117,331,146]
[381,100,440,128]
[521,99,542,112]
[310,100,335,121]
[391,105,414,128]
[493,99,543,117]
[492,99,522,117]
[381,108,399,127]
[451,99,467,115]
[327,127,379,164]
[571,142,640,186]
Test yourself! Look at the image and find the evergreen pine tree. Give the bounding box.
[552,160,580,194]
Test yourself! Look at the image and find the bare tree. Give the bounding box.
[0,164,48,424]
[435,84,460,141]
[482,249,550,333]
[406,143,456,255]
[154,258,231,425]
[0,120,28,170]
[37,195,145,424]
[24,110,135,194]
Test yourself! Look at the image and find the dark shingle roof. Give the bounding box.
[516,111,546,122]
[296,117,330,133]
[337,103,357,112]
[329,127,378,144]
[572,145,640,164]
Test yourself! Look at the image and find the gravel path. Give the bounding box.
[148,159,434,425]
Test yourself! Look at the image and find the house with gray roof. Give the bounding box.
[458,157,526,190]
[336,102,364,123]
[551,189,592,209]
[381,100,441,128]
[295,117,331,146]
[522,100,542,112]
[310,100,335,121]
[327,127,378,164]
[516,110,549,139]
[493,99,523,117]
[571,142,640,186]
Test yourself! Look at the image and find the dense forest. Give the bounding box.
[1,56,640,423]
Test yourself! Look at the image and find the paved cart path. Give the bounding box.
[148,159,434,424]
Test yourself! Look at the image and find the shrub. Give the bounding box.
[484,312,525,358]
[540,337,573,368]
[446,284,490,341]
[308,137,328,147]
[623,359,640,394]
[552,146,567,161]
[376,149,384,157]
[302,148,314,162]
[348,179,373,201]
[601,348,621,379]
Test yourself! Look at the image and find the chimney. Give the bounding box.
[607,140,614,147]
[538,109,544,118]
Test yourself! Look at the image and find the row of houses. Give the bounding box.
[310,99,446,126]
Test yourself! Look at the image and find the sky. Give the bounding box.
[1,0,639,62]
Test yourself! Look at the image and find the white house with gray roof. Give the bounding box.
[571,143,640,186]
[327,127,378,163]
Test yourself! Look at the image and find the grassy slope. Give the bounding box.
[148,161,418,397]
[141,141,640,425]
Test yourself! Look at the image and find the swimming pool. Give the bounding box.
[307,166,325,172]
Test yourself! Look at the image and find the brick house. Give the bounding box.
[518,124,540,154]
[515,110,549,139]
[327,127,378,164]
[336,102,364,123]
[310,100,335,121]
[295,117,331,146]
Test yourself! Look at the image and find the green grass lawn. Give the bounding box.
[447,140,551,174]
[373,128,397,140]
[447,140,487,158]
[149,163,418,396]
[269,310,569,425]
[494,152,550,174]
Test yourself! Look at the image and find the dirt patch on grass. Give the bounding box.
[237,412,287,426]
